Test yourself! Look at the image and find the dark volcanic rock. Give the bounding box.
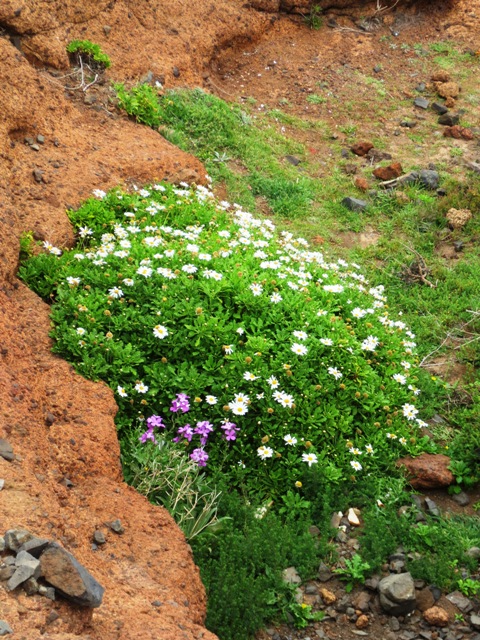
[40,543,105,608]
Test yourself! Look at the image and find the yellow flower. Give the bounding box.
[295,481,302,488]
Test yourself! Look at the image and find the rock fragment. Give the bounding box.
[342,197,367,212]
[40,543,105,607]
[423,606,449,627]
[378,572,416,615]
[0,621,13,636]
[351,141,374,157]
[5,529,32,552]
[0,439,14,462]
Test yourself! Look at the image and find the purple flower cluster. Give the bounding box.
[190,448,209,467]
[221,420,239,441]
[170,393,190,413]
[194,420,214,446]
[140,393,240,467]
[139,414,165,444]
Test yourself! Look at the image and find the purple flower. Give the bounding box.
[194,420,214,446]
[170,393,190,413]
[176,424,193,442]
[221,420,239,442]
[147,414,165,429]
[139,427,157,444]
[190,448,209,467]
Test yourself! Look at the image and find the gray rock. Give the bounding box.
[108,519,124,534]
[18,537,50,558]
[466,546,480,559]
[424,497,440,517]
[6,561,40,591]
[0,479,4,491]
[0,537,4,552]
[400,120,417,128]
[0,566,15,581]
[283,566,301,584]
[318,562,333,582]
[38,584,56,600]
[438,113,460,126]
[414,97,429,109]
[364,576,380,591]
[5,529,32,552]
[415,82,426,92]
[432,102,448,115]
[40,543,104,607]
[446,590,473,612]
[389,616,401,631]
[379,572,416,616]
[342,197,367,212]
[418,170,439,190]
[454,241,464,253]
[0,621,13,636]
[33,169,44,183]
[15,550,38,566]
[30,144,40,151]
[23,577,39,595]
[37,135,45,144]
[452,491,470,506]
[470,614,480,630]
[0,439,14,462]
[93,531,106,545]
[285,155,300,166]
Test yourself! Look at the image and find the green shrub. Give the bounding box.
[19,182,435,503]
[66,39,111,69]
[191,491,320,640]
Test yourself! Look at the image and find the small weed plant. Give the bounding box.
[334,554,371,592]
[66,39,111,69]
[20,182,435,501]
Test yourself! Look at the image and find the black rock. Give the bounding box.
[373,65,382,73]
[0,439,14,462]
[285,155,300,166]
[341,197,368,212]
[437,188,447,196]
[172,66,180,78]
[418,170,440,190]
[438,113,460,126]
[429,585,442,601]
[40,543,104,608]
[414,97,429,109]
[432,102,448,115]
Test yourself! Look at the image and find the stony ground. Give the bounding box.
[0,0,479,639]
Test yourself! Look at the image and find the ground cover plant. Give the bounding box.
[20,183,435,500]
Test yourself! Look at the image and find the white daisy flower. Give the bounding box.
[350,460,362,471]
[117,386,128,398]
[302,452,318,467]
[108,287,124,299]
[135,382,149,393]
[328,367,342,380]
[291,343,308,356]
[243,371,259,381]
[205,395,218,405]
[402,403,418,420]
[153,325,169,339]
[257,446,274,460]
[76,327,86,336]
[293,330,308,341]
[284,434,297,446]
[250,283,263,296]
[270,292,283,303]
